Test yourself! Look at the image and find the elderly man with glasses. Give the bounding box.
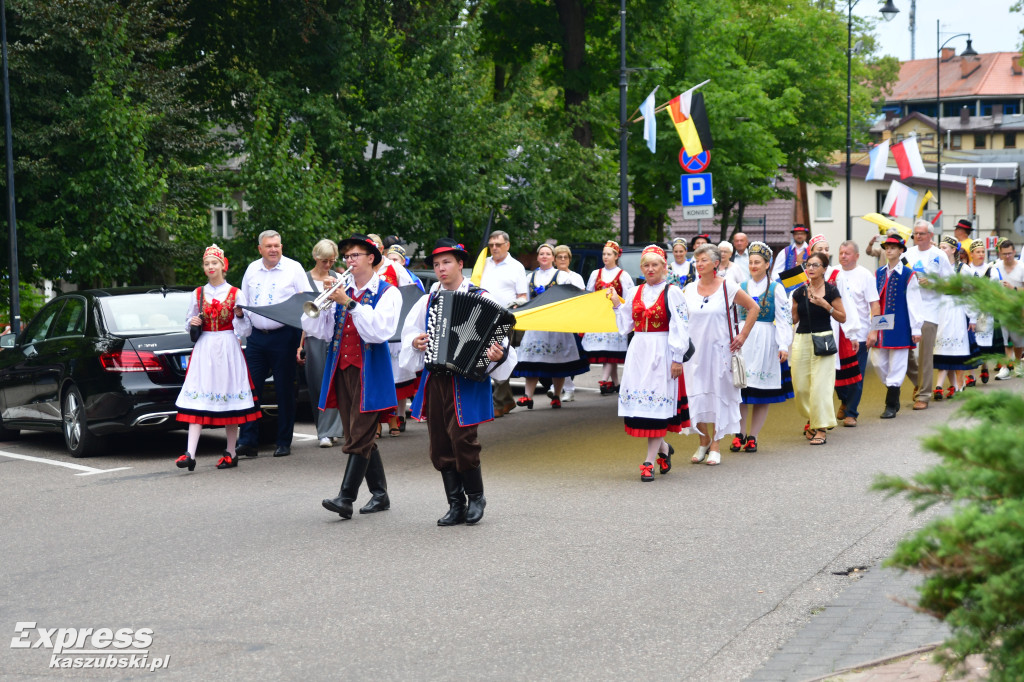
[903,219,955,410]
[479,230,528,416]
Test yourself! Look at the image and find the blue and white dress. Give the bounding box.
[513,267,590,378]
[739,277,794,404]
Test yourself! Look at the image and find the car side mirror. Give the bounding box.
[0,333,15,349]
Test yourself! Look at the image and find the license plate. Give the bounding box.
[180,355,190,370]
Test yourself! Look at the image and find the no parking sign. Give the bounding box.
[679,149,711,173]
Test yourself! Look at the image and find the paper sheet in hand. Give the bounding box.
[870,314,895,331]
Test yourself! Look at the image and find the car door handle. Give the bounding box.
[58,347,71,356]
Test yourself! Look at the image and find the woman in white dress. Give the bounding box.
[808,235,862,412]
[514,244,590,409]
[932,236,978,397]
[553,244,588,402]
[297,239,346,448]
[731,243,793,454]
[668,238,694,287]
[174,244,261,471]
[610,245,691,481]
[682,244,759,465]
[582,240,634,395]
[962,240,1001,384]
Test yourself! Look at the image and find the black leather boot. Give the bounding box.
[322,453,369,519]
[359,446,390,514]
[437,469,467,527]
[461,465,486,525]
[880,385,901,419]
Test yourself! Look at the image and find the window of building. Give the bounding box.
[1005,103,1021,115]
[981,103,993,116]
[974,134,986,149]
[211,205,235,239]
[1006,133,1017,149]
[815,190,832,221]
[950,134,962,150]
[876,189,889,214]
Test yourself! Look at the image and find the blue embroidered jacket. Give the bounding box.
[875,264,916,349]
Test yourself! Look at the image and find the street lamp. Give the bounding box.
[936,23,977,221]
[845,0,898,241]
[1,0,20,335]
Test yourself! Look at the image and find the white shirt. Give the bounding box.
[904,244,955,324]
[556,269,586,289]
[399,277,517,382]
[732,250,750,280]
[837,265,880,343]
[480,256,528,307]
[991,259,1024,289]
[301,272,402,345]
[586,267,636,295]
[720,263,748,285]
[242,255,313,331]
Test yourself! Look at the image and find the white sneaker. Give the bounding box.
[546,386,556,398]
[995,367,1012,380]
[561,390,575,402]
[318,437,333,448]
[1017,365,1024,378]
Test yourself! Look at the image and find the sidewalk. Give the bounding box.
[746,562,988,681]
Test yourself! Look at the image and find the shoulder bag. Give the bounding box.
[725,283,747,388]
[802,285,837,356]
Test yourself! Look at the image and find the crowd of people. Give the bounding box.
[173,219,1023,516]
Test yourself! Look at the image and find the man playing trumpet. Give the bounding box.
[301,233,403,519]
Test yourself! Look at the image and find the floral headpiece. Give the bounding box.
[203,244,228,272]
[808,234,827,250]
[604,240,622,255]
[640,244,666,263]
[969,239,985,252]
[748,241,773,264]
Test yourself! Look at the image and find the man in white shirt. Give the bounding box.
[479,230,527,416]
[834,240,881,426]
[990,239,1024,378]
[235,230,313,458]
[731,231,751,280]
[903,219,955,410]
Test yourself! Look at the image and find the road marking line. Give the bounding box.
[0,450,132,476]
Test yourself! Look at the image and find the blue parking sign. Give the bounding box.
[680,173,713,206]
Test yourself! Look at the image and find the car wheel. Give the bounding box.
[0,414,19,441]
[62,385,100,458]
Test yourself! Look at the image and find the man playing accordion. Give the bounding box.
[401,238,518,526]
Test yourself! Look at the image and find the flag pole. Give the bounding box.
[626,85,658,124]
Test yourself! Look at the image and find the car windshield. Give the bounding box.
[98,292,191,335]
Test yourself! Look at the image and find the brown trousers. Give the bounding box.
[334,365,388,460]
[906,321,938,402]
[425,374,482,473]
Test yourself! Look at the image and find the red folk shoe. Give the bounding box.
[640,462,655,482]
[516,396,534,409]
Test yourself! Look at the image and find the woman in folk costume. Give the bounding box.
[583,240,635,395]
[513,244,590,409]
[682,244,760,466]
[174,244,261,472]
[552,244,588,402]
[808,235,861,435]
[932,236,979,397]
[961,239,1002,384]
[730,242,794,454]
[609,245,691,482]
[668,238,695,287]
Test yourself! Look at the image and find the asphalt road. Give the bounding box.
[0,375,996,680]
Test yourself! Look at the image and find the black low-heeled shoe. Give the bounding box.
[216,452,238,469]
[175,453,196,472]
[729,433,745,453]
[516,396,534,409]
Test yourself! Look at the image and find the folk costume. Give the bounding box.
[872,236,924,418]
[512,266,589,387]
[401,239,518,526]
[377,255,420,434]
[825,266,863,388]
[733,242,792,454]
[770,225,811,281]
[175,245,260,472]
[302,234,402,520]
[583,266,634,365]
[933,238,979,380]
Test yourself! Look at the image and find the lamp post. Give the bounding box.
[2,0,20,335]
[936,22,977,220]
[618,0,628,245]
[846,1,899,241]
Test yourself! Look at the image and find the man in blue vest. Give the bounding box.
[401,238,518,526]
[868,235,923,419]
[771,224,811,281]
[302,234,402,519]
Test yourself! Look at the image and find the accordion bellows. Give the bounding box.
[424,290,517,381]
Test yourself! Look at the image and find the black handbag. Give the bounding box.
[189,287,203,342]
[802,286,837,357]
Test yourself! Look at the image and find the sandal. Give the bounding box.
[691,445,709,464]
[809,429,827,445]
[388,415,401,437]
[803,422,814,440]
[729,433,745,453]
[705,450,721,466]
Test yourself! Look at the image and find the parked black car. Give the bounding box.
[0,287,290,457]
[566,243,653,285]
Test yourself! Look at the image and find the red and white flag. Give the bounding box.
[891,136,926,180]
[882,180,919,218]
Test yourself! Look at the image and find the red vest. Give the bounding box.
[197,287,239,332]
[631,284,669,332]
[337,291,366,370]
[594,269,625,296]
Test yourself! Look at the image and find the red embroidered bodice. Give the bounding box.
[379,264,400,287]
[338,290,366,370]
[631,284,669,332]
[594,269,625,296]
[197,287,239,332]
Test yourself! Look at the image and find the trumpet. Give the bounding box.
[303,271,354,318]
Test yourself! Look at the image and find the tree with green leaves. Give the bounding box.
[874,274,1024,680]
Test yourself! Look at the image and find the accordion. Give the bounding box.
[424,290,517,381]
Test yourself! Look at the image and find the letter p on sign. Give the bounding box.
[680,173,712,207]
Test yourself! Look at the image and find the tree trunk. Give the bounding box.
[718,202,734,243]
[554,0,592,147]
[732,201,747,241]
[633,202,659,244]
